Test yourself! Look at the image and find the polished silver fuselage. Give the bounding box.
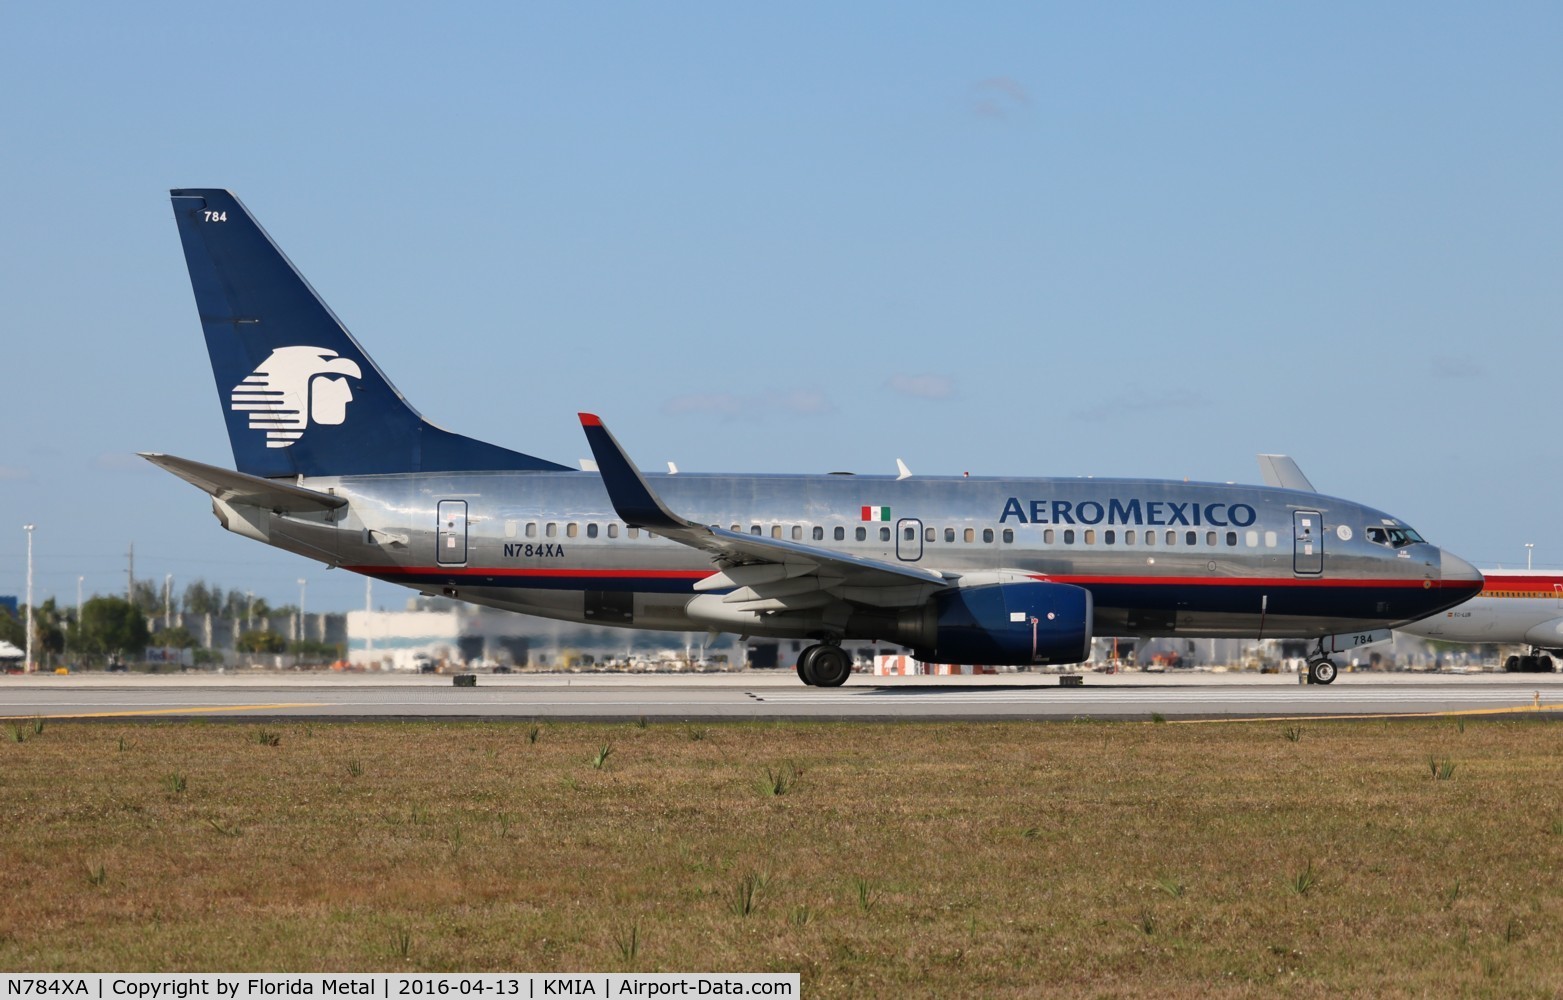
[240,469,1480,643]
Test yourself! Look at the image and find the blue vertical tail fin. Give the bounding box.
[169,189,568,478]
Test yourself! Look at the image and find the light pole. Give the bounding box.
[23,524,35,673]
[297,578,308,643]
[1526,543,1534,571]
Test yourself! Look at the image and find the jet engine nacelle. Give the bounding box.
[911,580,1093,666]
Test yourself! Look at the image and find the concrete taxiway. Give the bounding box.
[3,670,1562,722]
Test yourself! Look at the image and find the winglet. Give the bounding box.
[578,413,689,531]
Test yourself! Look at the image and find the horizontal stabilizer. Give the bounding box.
[140,452,346,513]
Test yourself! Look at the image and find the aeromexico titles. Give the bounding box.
[146,189,1485,687]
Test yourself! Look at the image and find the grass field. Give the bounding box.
[1,716,1560,997]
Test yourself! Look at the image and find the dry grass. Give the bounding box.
[2,717,1561,997]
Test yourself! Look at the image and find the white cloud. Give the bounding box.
[970,76,1032,119]
[92,452,155,474]
[886,373,955,400]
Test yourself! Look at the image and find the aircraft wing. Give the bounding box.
[579,414,949,608]
[140,452,348,513]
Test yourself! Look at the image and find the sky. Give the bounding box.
[1,2,1560,614]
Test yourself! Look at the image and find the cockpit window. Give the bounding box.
[1366,525,1424,548]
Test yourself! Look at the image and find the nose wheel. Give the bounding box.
[1306,656,1338,685]
[796,642,852,687]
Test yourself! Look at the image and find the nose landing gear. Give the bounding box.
[1304,640,1339,685]
[1306,657,1338,685]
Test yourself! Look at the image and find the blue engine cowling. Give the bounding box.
[915,581,1093,666]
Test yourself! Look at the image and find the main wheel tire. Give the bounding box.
[796,645,822,686]
[1505,655,1521,672]
[1542,655,1558,673]
[1309,659,1338,685]
[810,645,852,688]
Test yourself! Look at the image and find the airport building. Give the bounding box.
[347,597,749,671]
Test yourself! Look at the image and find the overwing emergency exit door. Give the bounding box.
[437,500,468,565]
[896,518,924,561]
[1293,510,1322,576]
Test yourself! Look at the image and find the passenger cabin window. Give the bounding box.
[1002,529,1014,544]
[856,527,867,541]
[983,528,994,543]
[504,520,518,539]
[1063,529,1076,545]
[545,523,558,538]
[812,526,824,541]
[1265,531,1278,547]
[772,526,783,539]
[586,523,598,539]
[1245,530,1259,547]
[730,524,741,533]
[608,524,619,539]
[1145,530,1155,546]
[1104,530,1115,545]
[964,528,975,543]
[525,522,537,538]
[792,526,803,541]
[1125,529,1136,545]
[566,523,579,538]
[751,525,762,536]
[1205,530,1216,546]
[628,527,640,539]
[880,527,891,542]
[1225,531,1236,546]
[1165,530,1176,546]
[1084,529,1096,545]
[1044,529,1055,545]
[1185,530,1196,546]
[925,527,936,542]
[834,527,845,541]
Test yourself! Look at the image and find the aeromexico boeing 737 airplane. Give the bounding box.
[146,189,1484,687]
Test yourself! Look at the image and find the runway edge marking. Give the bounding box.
[0,703,328,721]
[1167,702,1563,725]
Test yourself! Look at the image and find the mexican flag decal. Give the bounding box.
[860,506,891,521]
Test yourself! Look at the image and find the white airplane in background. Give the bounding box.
[1399,568,1563,672]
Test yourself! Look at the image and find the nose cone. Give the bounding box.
[1439,550,1484,596]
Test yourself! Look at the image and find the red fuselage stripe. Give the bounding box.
[344,565,1473,590]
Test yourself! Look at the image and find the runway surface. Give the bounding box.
[4,670,1562,722]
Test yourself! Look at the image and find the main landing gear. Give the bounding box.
[1504,651,1557,673]
[1304,640,1338,685]
[796,642,852,687]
